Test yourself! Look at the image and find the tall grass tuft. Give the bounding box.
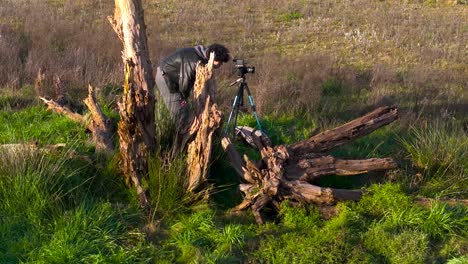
[27,202,153,263]
[147,151,192,215]
[0,147,67,262]
[399,121,467,197]
[0,145,153,262]
[154,95,176,148]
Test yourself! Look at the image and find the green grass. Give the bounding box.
[281,11,304,23]
[0,104,89,147]
[147,150,192,215]
[1,0,467,261]
[26,202,153,264]
[0,146,153,263]
[399,121,468,198]
[167,209,246,263]
[249,184,467,264]
[363,225,429,264]
[0,96,155,263]
[1,93,466,263]
[234,113,317,145]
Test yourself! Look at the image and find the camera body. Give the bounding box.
[233,59,255,76]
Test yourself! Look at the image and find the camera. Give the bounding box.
[233,59,255,76]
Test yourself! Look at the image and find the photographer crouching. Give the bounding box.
[155,43,231,137]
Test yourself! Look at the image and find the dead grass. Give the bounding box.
[0,0,465,119]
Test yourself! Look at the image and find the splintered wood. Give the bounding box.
[109,0,156,208]
[185,52,222,192]
[222,107,398,223]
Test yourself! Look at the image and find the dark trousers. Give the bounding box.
[155,67,189,131]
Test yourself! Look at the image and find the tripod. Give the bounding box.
[224,74,262,136]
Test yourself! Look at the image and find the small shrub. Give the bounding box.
[321,79,343,96]
[281,11,304,22]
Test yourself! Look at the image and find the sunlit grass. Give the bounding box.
[0,146,153,263]
[399,121,467,198]
[0,104,88,147]
[0,0,466,260]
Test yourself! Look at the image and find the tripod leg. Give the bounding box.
[225,83,245,135]
[244,84,263,131]
[233,95,241,131]
[225,95,239,133]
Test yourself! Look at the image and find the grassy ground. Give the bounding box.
[0,89,466,263]
[0,0,467,263]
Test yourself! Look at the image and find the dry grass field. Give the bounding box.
[0,0,466,119]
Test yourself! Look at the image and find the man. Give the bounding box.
[155,43,231,131]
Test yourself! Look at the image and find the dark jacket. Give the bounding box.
[159,45,208,99]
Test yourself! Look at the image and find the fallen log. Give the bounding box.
[221,106,399,223]
[39,96,86,126]
[39,84,114,152]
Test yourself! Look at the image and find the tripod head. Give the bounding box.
[233,59,255,78]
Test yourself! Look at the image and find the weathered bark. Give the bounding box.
[39,84,114,152]
[109,0,156,208]
[282,181,364,204]
[222,106,399,223]
[83,85,114,152]
[39,96,87,125]
[289,107,398,155]
[184,53,223,192]
[285,156,397,182]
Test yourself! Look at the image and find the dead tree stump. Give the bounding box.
[182,53,223,192]
[109,0,156,208]
[222,106,398,223]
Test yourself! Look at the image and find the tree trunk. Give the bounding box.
[108,0,156,208]
[222,106,399,223]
